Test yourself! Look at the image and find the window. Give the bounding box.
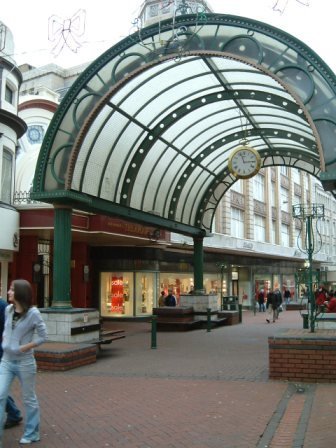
[253,174,265,201]
[231,207,244,238]
[292,168,301,184]
[280,166,289,176]
[254,215,266,242]
[135,272,155,316]
[1,149,13,203]
[231,178,243,193]
[280,187,289,211]
[294,226,302,248]
[270,220,276,244]
[294,195,301,206]
[281,224,290,247]
[5,84,14,104]
[271,182,276,207]
[100,272,133,317]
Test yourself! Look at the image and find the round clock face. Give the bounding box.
[27,125,44,144]
[228,145,261,179]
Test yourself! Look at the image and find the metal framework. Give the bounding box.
[292,203,325,332]
[31,13,336,236]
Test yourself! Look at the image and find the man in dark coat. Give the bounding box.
[266,289,281,323]
[164,290,177,306]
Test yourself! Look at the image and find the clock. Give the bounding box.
[228,145,261,179]
[27,125,44,144]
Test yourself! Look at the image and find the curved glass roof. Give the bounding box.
[32,14,336,236]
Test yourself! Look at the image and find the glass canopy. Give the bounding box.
[32,14,336,236]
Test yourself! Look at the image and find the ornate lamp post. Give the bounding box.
[292,204,325,333]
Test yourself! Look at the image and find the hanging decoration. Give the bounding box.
[272,0,310,14]
[48,9,86,57]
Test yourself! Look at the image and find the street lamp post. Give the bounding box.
[292,204,325,333]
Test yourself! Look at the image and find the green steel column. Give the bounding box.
[307,216,315,333]
[193,236,204,293]
[52,206,72,308]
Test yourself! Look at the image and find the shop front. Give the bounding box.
[93,247,225,318]
[99,269,223,318]
[92,247,308,319]
[254,271,303,306]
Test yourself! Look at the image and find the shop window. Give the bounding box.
[160,273,221,299]
[135,273,155,316]
[100,272,133,317]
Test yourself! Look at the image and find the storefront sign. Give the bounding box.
[90,216,166,240]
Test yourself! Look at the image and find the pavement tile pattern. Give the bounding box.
[2,309,336,447]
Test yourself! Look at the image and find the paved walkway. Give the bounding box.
[3,309,336,447]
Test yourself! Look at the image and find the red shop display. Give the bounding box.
[110,276,124,314]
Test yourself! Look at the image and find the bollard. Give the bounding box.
[151,315,157,349]
[302,313,309,329]
[207,308,211,332]
[238,304,243,323]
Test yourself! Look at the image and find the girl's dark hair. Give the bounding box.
[13,279,33,314]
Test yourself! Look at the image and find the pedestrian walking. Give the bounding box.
[257,289,265,312]
[0,297,22,431]
[284,288,291,305]
[0,279,47,445]
[266,289,281,323]
[273,288,283,319]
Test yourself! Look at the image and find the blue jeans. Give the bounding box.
[0,357,40,442]
[6,395,21,422]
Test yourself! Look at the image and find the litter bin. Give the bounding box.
[221,296,239,311]
[302,312,309,329]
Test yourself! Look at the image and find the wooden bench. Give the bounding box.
[89,325,125,351]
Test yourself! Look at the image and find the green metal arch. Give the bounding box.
[32,13,336,235]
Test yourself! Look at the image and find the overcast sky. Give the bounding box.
[1,0,335,73]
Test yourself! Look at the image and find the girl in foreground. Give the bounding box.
[0,279,47,445]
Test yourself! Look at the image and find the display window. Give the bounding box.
[282,275,295,299]
[100,271,222,318]
[100,272,133,317]
[255,276,271,302]
[135,272,156,316]
[159,273,221,303]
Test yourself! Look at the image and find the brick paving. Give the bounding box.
[2,309,336,447]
